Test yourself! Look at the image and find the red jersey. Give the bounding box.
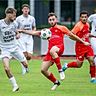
[48,25,70,49]
[43,25,70,62]
[72,21,90,47]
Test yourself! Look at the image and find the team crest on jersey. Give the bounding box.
[79,56,82,59]
[21,20,24,22]
[55,30,58,32]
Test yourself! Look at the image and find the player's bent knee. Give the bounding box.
[26,56,31,60]
[50,50,56,56]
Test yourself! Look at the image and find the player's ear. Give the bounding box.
[56,19,58,23]
[22,9,23,12]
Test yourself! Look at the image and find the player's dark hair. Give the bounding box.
[48,12,57,18]
[5,7,17,14]
[22,4,30,9]
[80,10,89,17]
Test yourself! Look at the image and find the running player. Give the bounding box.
[0,7,28,92]
[62,11,96,83]
[16,4,36,74]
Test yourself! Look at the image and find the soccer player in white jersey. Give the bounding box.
[88,13,96,68]
[0,7,28,92]
[16,4,36,74]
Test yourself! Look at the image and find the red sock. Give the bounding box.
[54,57,62,71]
[90,66,96,78]
[67,62,78,68]
[47,73,57,83]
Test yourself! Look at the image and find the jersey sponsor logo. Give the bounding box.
[3,31,14,42]
[21,20,24,22]
[79,56,82,59]
[55,30,58,32]
[24,24,31,30]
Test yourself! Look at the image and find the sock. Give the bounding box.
[67,62,78,68]
[94,57,96,66]
[47,73,57,83]
[90,66,96,78]
[54,57,62,71]
[9,76,17,87]
[21,63,26,72]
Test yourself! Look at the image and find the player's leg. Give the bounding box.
[25,39,34,60]
[90,38,96,65]
[24,52,32,60]
[2,57,19,92]
[86,46,96,83]
[63,59,83,71]
[12,47,28,75]
[50,46,65,80]
[0,48,19,92]
[90,38,96,82]
[41,60,60,90]
[17,40,28,74]
[87,56,96,83]
[62,50,84,71]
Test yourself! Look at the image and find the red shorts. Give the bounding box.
[43,44,64,63]
[76,45,94,61]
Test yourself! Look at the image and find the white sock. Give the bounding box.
[21,63,26,71]
[94,57,96,65]
[26,68,29,72]
[9,76,18,87]
[91,77,95,80]
[65,63,68,68]
[59,69,63,72]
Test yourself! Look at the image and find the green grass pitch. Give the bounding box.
[0,59,96,96]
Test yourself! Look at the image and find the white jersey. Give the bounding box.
[88,14,96,54]
[0,19,18,48]
[16,15,36,40]
[88,14,96,36]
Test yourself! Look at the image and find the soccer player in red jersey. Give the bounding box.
[62,11,96,83]
[18,12,89,90]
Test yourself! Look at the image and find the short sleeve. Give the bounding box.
[32,17,36,27]
[61,26,71,35]
[88,15,93,23]
[13,20,19,29]
[15,17,20,28]
[71,22,83,34]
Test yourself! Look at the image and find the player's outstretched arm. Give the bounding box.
[69,31,90,46]
[17,29,41,36]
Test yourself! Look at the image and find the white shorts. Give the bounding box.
[17,39,33,54]
[0,46,26,62]
[90,37,96,54]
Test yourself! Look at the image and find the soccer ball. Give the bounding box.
[40,28,52,40]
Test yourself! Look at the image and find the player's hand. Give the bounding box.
[83,42,90,46]
[16,33,20,39]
